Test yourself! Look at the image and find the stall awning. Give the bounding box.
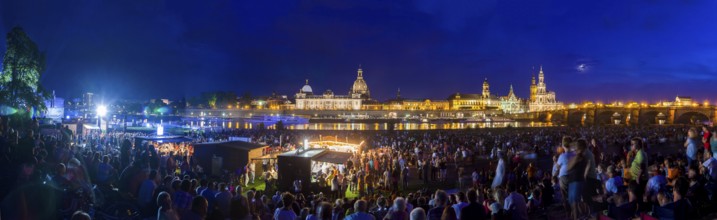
[312,151,352,164]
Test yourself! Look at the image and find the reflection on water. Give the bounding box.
[189,120,552,130]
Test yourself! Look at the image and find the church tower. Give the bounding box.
[508,84,515,98]
[537,65,546,94]
[530,74,537,102]
[482,78,490,98]
[350,65,370,99]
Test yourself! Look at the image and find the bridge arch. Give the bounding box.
[551,112,566,124]
[595,111,625,125]
[675,111,710,125]
[567,111,587,126]
[638,111,664,125]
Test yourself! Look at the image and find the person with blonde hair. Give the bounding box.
[410,208,426,220]
[440,206,457,220]
[345,199,375,220]
[384,197,409,220]
[489,189,505,218]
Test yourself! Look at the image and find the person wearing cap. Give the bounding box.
[644,165,667,203]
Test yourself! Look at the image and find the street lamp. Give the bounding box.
[97,105,107,131]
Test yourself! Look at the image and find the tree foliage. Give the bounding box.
[0,26,48,112]
[189,91,238,109]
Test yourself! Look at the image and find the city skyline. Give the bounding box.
[2,0,717,103]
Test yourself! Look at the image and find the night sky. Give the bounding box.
[1,0,716,103]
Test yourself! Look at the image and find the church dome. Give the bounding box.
[350,66,370,99]
[300,79,313,94]
[352,79,368,93]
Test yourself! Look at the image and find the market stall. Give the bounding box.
[276,148,353,192]
[192,141,268,176]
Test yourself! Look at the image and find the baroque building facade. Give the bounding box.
[447,78,501,110]
[500,85,526,114]
[528,66,563,112]
[295,67,368,110]
[350,66,370,100]
[251,65,562,113]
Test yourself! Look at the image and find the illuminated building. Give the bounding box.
[500,85,526,114]
[350,66,370,100]
[385,89,449,110]
[528,66,563,112]
[675,96,693,106]
[83,92,94,108]
[251,92,292,110]
[448,78,501,110]
[294,66,373,110]
[529,75,537,101]
[295,79,362,110]
[658,96,695,107]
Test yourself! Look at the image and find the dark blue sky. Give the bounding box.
[1,0,716,103]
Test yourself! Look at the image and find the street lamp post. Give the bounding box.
[97,105,107,132]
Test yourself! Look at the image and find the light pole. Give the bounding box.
[97,105,107,132]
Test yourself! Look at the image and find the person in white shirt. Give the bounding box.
[489,189,505,217]
[604,166,623,195]
[703,150,717,181]
[492,153,506,189]
[273,193,297,220]
[503,183,528,220]
[554,137,575,209]
[596,164,608,185]
[249,162,256,184]
[645,165,667,202]
[452,192,469,220]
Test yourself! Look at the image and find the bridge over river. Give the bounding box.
[520,105,717,126]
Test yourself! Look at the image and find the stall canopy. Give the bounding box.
[312,151,352,164]
[193,141,268,176]
[135,135,192,143]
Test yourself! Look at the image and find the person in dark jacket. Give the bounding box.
[461,189,488,220]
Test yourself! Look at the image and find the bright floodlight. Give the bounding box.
[157,124,164,136]
[96,105,108,117]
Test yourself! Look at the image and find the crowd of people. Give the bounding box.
[1,115,717,219]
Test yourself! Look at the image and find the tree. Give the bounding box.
[239,92,253,107]
[275,120,285,130]
[0,26,48,113]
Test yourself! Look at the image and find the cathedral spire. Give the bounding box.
[357,65,363,78]
[538,65,545,84]
[397,88,401,98]
[531,75,536,84]
[530,68,537,102]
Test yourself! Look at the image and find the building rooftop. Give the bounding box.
[194,140,267,151]
[278,148,326,158]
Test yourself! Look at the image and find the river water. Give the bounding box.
[184,119,554,130]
